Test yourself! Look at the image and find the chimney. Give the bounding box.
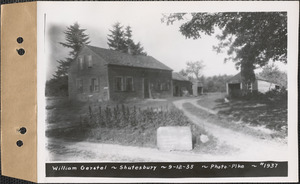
[128,46,132,55]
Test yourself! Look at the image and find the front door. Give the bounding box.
[144,78,149,98]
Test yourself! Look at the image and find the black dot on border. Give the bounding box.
[19,127,27,134]
[17,48,25,56]
[17,37,23,44]
[16,140,23,147]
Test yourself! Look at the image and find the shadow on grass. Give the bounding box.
[46,126,90,142]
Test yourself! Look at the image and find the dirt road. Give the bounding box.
[47,138,235,162]
[173,98,288,161]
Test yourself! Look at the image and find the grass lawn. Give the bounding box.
[197,93,227,111]
[197,92,287,137]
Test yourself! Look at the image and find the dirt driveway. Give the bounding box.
[173,98,288,161]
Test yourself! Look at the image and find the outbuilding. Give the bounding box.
[192,81,204,96]
[226,72,280,97]
[172,73,192,97]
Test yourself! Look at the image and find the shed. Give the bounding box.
[172,73,192,96]
[226,72,281,97]
[192,81,204,96]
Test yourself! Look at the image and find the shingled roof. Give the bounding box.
[227,72,275,83]
[172,72,190,81]
[86,45,172,71]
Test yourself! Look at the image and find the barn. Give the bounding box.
[172,72,192,96]
[68,45,173,102]
[226,72,280,97]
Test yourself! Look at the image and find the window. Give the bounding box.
[161,83,167,91]
[76,79,83,93]
[163,82,170,91]
[90,78,99,92]
[87,55,93,68]
[156,81,170,91]
[115,77,123,91]
[156,80,161,91]
[125,77,134,91]
[160,83,164,91]
[166,82,170,91]
[78,57,84,70]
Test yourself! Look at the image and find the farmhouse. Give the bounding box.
[172,72,192,96]
[226,72,280,97]
[68,45,173,101]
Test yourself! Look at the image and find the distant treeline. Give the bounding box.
[199,75,233,93]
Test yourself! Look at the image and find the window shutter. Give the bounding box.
[131,77,134,91]
[121,77,124,91]
[90,78,93,92]
[95,78,99,91]
[115,77,123,91]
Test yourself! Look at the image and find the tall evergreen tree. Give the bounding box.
[124,26,147,55]
[124,26,134,53]
[60,22,90,58]
[131,42,147,56]
[107,23,147,55]
[52,22,90,79]
[107,22,127,52]
[46,22,90,96]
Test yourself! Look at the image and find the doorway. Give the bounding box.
[174,86,179,96]
[228,83,241,97]
[197,87,203,95]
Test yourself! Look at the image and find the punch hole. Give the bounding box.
[17,48,25,55]
[17,37,23,44]
[19,127,27,134]
[16,140,23,147]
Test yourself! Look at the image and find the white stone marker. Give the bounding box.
[157,126,193,151]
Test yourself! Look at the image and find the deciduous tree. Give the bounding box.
[185,60,205,80]
[163,12,287,83]
[259,64,287,87]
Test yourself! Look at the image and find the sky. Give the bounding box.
[42,2,286,80]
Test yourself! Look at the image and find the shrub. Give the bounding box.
[265,88,287,102]
[79,104,200,147]
[83,104,191,129]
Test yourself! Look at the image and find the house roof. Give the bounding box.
[227,72,277,84]
[193,81,204,86]
[86,45,172,71]
[172,72,190,81]
[227,73,243,83]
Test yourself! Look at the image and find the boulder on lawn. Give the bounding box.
[200,134,209,143]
